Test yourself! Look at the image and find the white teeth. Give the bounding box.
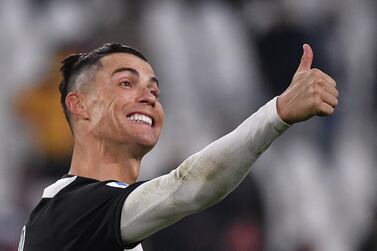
[127,113,153,126]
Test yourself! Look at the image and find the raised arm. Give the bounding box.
[120,44,339,244]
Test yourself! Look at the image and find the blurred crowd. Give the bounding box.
[0,0,376,250]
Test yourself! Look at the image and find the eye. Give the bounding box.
[151,90,160,99]
[120,81,131,87]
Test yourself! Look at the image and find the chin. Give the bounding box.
[135,135,159,153]
[140,139,158,150]
[135,142,156,157]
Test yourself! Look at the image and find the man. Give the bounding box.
[19,43,338,250]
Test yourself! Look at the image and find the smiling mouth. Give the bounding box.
[127,113,153,127]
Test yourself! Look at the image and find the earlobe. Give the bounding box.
[66,92,89,120]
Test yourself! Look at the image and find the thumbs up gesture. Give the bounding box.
[277,44,339,124]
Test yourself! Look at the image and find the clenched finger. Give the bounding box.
[318,102,335,116]
[310,68,336,87]
[318,81,339,98]
[320,72,336,87]
[321,90,339,108]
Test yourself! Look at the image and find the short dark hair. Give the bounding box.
[59,43,148,130]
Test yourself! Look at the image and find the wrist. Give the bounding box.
[276,95,292,125]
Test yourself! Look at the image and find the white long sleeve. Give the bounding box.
[121,97,290,244]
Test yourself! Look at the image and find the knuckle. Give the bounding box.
[309,83,321,95]
[311,96,322,107]
[310,68,322,77]
[307,85,315,95]
[318,79,327,87]
[335,89,339,97]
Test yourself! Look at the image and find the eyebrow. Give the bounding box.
[111,67,159,86]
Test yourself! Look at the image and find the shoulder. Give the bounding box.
[24,175,147,250]
[41,175,78,198]
[42,175,142,199]
[29,175,146,222]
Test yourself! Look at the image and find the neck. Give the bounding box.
[68,136,143,184]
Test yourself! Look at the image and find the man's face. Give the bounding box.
[84,53,164,154]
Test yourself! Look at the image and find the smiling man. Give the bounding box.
[19,43,338,251]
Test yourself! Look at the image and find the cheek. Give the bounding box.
[157,104,165,124]
[89,95,119,133]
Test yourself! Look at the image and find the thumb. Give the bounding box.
[296,43,313,73]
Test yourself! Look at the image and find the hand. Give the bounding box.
[277,44,339,124]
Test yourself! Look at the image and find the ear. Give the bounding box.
[65,92,89,120]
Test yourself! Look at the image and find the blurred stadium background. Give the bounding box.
[0,0,376,250]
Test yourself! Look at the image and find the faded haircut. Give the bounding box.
[59,43,148,130]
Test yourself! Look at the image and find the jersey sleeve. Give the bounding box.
[120,97,290,243]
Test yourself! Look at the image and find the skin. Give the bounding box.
[66,53,164,184]
[65,44,338,184]
[277,44,339,123]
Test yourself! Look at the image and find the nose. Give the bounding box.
[137,86,156,106]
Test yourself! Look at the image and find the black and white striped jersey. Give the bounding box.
[19,175,145,251]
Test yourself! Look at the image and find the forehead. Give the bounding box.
[99,53,155,75]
